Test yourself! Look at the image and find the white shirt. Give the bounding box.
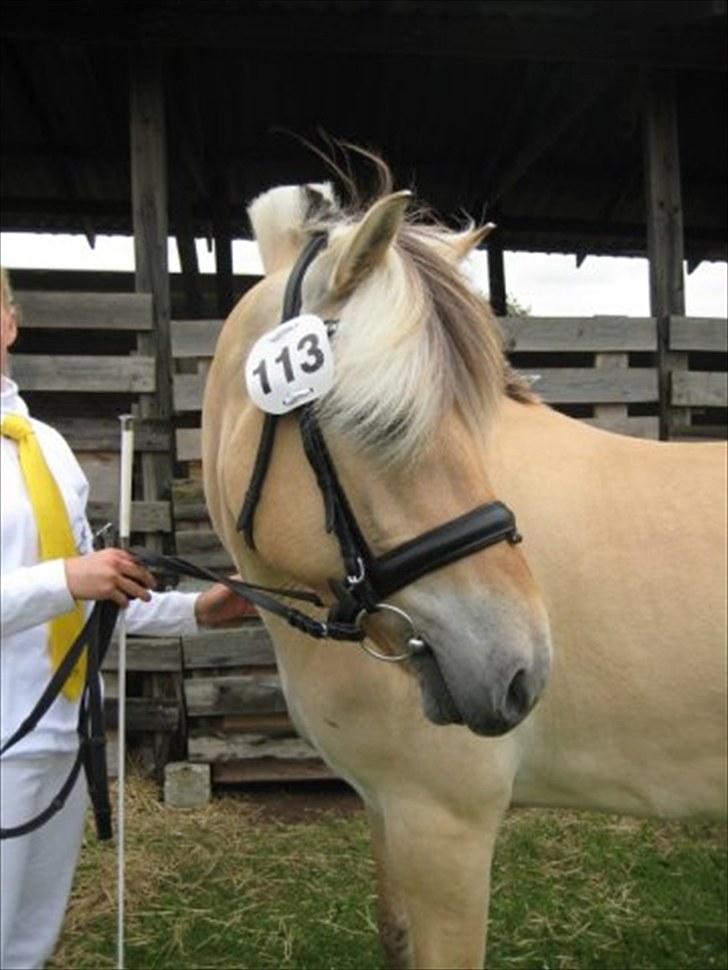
[1,376,199,757]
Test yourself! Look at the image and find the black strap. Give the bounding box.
[237,413,278,548]
[298,406,374,587]
[237,233,328,549]
[0,748,86,840]
[0,600,118,841]
[0,601,116,757]
[131,548,363,642]
[370,502,520,601]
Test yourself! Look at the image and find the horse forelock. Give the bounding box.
[315,217,534,467]
[248,164,535,468]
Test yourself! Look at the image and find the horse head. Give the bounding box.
[203,170,552,737]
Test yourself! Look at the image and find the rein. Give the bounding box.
[0,600,117,841]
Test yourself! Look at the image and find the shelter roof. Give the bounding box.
[1,0,726,260]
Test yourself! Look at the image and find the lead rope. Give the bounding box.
[116,414,134,970]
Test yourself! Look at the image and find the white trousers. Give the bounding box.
[1,753,87,969]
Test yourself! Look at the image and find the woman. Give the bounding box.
[0,268,249,968]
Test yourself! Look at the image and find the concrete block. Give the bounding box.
[164,761,211,808]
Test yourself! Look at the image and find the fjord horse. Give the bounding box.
[202,174,727,969]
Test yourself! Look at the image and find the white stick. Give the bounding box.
[116,414,134,970]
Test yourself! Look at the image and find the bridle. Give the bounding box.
[235,232,523,662]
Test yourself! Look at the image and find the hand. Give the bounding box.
[194,578,253,628]
[64,549,157,608]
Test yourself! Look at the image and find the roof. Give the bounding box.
[1,0,726,259]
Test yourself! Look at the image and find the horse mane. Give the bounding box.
[249,155,535,467]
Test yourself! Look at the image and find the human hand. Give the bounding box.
[194,578,254,628]
[64,549,157,608]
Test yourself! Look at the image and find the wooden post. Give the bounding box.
[212,169,233,318]
[642,70,687,440]
[130,49,172,545]
[487,239,507,317]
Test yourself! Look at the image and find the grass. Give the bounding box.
[50,776,726,970]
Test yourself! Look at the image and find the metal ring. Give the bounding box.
[346,557,366,587]
[355,603,426,663]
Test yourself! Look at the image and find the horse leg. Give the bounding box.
[377,796,508,970]
[367,805,414,969]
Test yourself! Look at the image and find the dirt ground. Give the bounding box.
[222,779,365,823]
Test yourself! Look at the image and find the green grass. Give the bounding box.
[50,778,726,970]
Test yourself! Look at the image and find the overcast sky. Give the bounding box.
[1,231,726,317]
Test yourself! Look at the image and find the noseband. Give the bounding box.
[237,233,522,661]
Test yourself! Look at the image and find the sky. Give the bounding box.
[1,231,726,317]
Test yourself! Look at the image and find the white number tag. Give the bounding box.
[244,314,334,415]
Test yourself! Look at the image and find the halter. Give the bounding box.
[236,232,522,662]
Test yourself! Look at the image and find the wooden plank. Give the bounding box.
[172,478,207,519]
[183,626,272,668]
[12,354,156,392]
[175,528,227,554]
[212,759,334,784]
[189,734,316,763]
[672,371,728,407]
[669,316,728,352]
[532,368,657,404]
[104,697,180,732]
[171,319,224,358]
[593,351,629,430]
[15,290,153,330]
[185,674,287,717]
[173,372,206,412]
[584,415,659,439]
[87,500,172,532]
[173,547,234,570]
[502,316,656,352]
[51,417,170,452]
[222,712,295,735]
[175,427,202,463]
[103,638,181,673]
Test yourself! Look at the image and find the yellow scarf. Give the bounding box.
[2,413,86,699]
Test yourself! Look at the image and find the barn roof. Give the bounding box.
[1,0,726,260]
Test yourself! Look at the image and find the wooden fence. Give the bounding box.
[9,293,727,782]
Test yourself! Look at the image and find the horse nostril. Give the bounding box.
[504,668,530,720]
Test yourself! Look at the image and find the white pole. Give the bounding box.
[116,414,134,970]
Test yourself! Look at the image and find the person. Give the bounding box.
[0,268,249,969]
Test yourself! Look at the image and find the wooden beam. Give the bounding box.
[642,69,687,440]
[3,7,725,70]
[488,68,614,206]
[130,49,173,539]
[486,239,507,317]
[130,49,172,418]
[2,43,97,246]
[212,169,234,317]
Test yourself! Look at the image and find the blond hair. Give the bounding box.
[0,267,14,312]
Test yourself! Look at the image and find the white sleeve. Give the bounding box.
[0,559,76,638]
[123,590,200,637]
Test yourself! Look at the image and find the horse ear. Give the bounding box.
[447,223,496,262]
[248,182,337,274]
[331,190,411,297]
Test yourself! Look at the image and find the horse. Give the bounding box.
[201,166,727,969]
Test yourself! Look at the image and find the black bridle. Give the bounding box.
[236,233,522,660]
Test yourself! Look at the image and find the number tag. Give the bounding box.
[244,314,335,414]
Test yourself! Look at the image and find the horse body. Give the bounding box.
[203,174,726,968]
[491,399,727,820]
